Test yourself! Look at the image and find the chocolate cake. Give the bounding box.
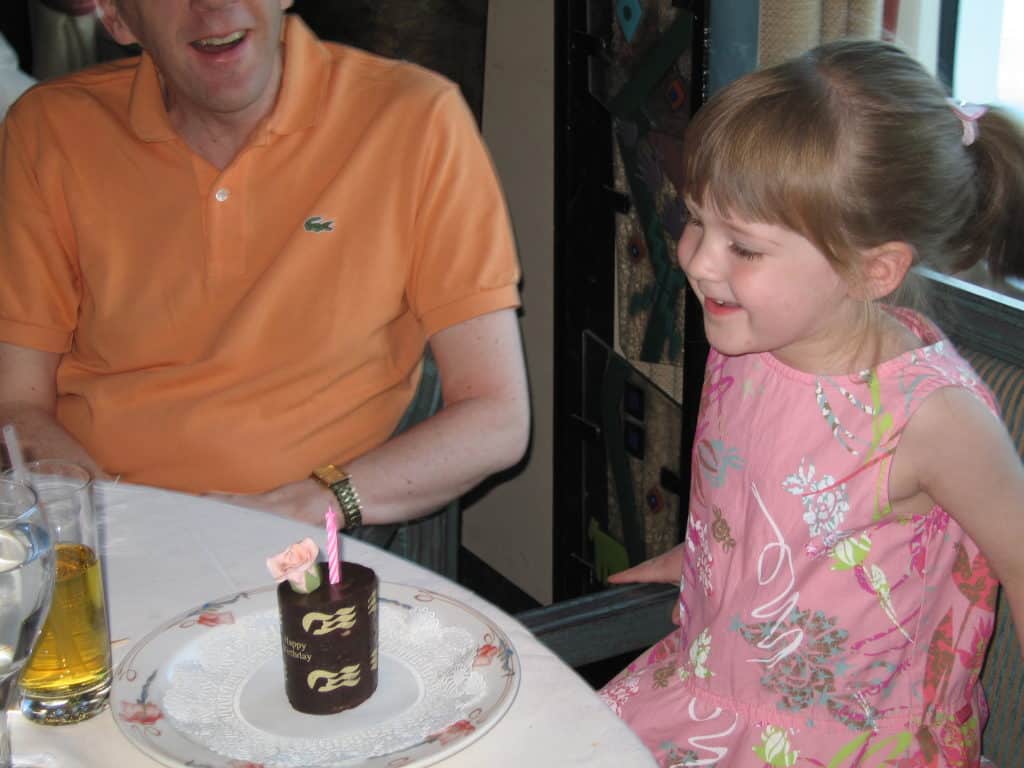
[276,561,379,714]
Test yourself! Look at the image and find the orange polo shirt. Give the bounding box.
[0,17,520,493]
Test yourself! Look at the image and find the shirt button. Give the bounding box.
[215,188,230,202]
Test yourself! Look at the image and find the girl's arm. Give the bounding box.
[899,386,1024,651]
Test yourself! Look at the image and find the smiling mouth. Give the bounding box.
[191,31,247,53]
[703,297,742,317]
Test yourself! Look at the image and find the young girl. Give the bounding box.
[600,39,1024,767]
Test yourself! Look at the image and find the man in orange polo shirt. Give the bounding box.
[0,0,529,539]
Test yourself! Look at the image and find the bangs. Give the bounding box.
[682,63,853,262]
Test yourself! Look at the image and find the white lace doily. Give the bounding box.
[162,605,486,767]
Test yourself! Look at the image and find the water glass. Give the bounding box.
[0,480,54,766]
[4,461,111,725]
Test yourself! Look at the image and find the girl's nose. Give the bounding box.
[678,229,723,281]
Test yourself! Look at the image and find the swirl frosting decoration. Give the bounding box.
[307,664,362,692]
[301,605,358,635]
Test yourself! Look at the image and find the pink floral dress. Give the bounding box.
[601,310,1000,767]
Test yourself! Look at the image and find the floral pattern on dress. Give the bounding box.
[696,439,745,503]
[829,533,872,571]
[600,674,640,718]
[687,519,714,597]
[739,608,850,715]
[753,726,799,767]
[783,459,850,537]
[710,506,736,552]
[687,628,713,680]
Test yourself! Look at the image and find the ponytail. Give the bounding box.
[954,108,1024,280]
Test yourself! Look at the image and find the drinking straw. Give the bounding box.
[2,424,27,485]
[325,505,341,585]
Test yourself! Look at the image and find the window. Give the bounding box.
[894,1,1024,303]
[953,1,1024,124]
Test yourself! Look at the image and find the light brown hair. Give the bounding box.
[682,39,1024,291]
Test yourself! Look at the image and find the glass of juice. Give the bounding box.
[6,461,110,725]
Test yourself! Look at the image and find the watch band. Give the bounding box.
[311,464,363,530]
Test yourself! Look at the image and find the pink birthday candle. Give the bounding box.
[325,505,341,585]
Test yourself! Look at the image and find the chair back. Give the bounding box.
[960,348,1024,766]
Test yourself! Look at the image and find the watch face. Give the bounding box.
[313,465,346,485]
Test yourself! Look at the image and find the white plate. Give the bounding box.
[112,583,520,768]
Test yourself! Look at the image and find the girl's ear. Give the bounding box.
[853,241,914,300]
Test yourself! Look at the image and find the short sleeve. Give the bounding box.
[406,86,520,337]
[0,102,80,353]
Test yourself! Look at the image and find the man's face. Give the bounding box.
[98,0,294,120]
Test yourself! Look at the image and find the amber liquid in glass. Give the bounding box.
[20,542,111,697]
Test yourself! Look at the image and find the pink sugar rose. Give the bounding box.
[266,538,321,594]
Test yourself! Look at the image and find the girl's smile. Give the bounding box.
[702,297,742,317]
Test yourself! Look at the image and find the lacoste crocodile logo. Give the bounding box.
[304,216,335,233]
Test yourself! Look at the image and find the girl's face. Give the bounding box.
[678,200,862,373]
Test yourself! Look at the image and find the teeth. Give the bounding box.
[195,31,245,47]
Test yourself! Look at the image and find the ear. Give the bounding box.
[853,241,914,300]
[96,0,139,47]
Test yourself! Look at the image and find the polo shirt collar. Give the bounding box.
[266,16,330,136]
[128,15,330,143]
[127,52,175,142]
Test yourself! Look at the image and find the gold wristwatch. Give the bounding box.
[311,464,363,530]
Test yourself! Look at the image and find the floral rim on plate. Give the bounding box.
[113,583,519,768]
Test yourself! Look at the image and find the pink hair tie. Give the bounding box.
[947,98,988,147]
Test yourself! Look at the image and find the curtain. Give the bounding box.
[758,0,884,68]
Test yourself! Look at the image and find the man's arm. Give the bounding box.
[211,308,530,527]
[0,341,106,476]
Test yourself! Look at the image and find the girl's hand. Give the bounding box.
[608,542,686,585]
[608,543,686,624]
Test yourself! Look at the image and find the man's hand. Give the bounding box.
[205,478,335,529]
[0,342,107,478]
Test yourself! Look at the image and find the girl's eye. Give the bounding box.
[729,242,762,260]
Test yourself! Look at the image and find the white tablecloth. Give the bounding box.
[10,483,655,767]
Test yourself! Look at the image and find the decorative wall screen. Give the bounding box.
[554,0,709,601]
